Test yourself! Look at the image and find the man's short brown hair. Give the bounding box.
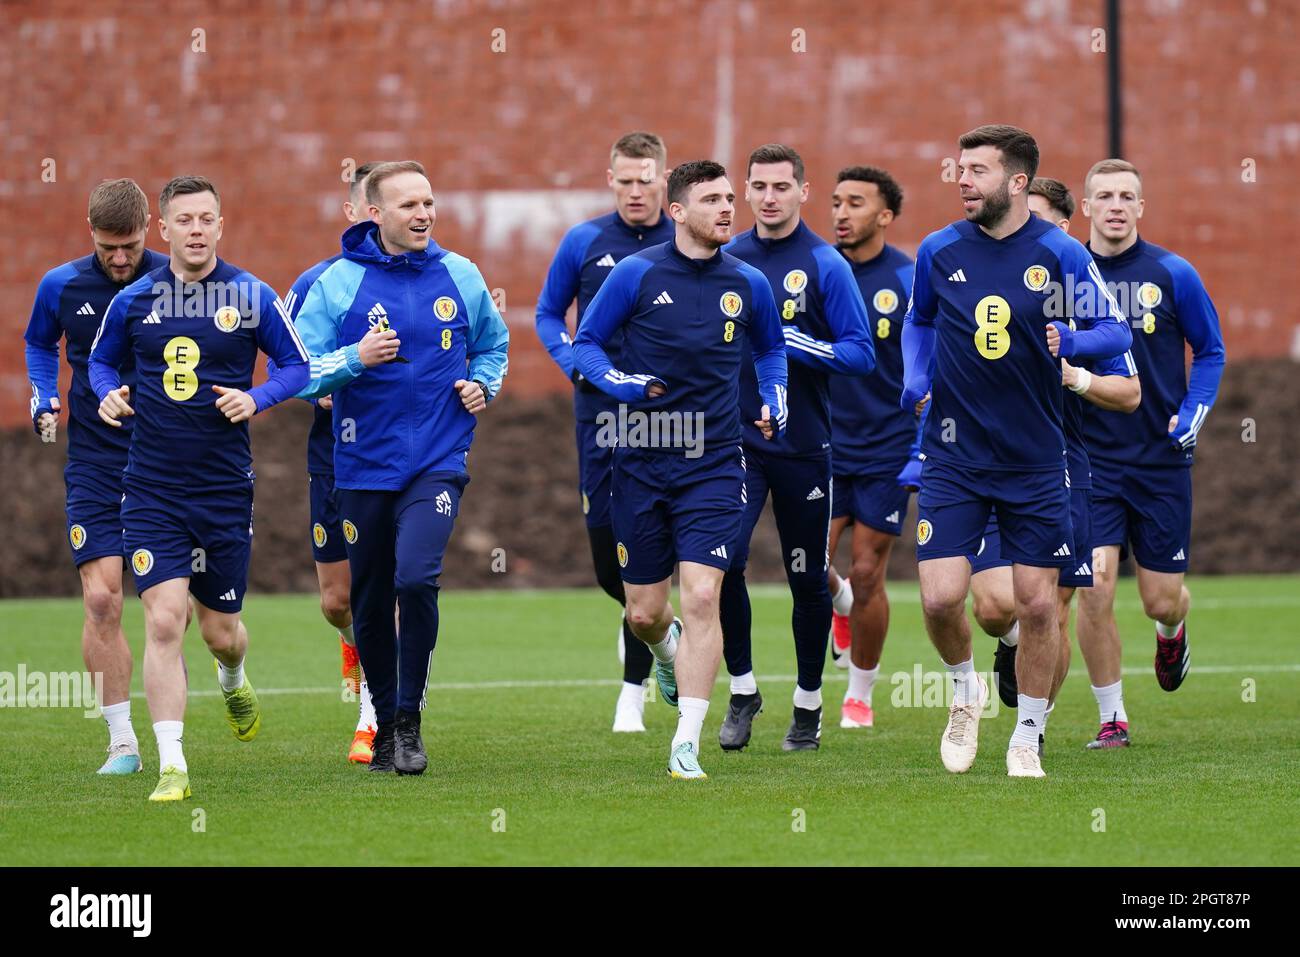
[1084,158,1141,196]
[958,125,1039,183]
[159,175,220,217]
[88,178,150,234]
[610,131,667,171]
[1029,176,1076,220]
[364,161,428,207]
[348,161,381,200]
[747,143,805,184]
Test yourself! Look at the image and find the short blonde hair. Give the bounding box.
[1084,158,1141,196]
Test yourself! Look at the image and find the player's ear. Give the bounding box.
[669,201,686,224]
[1136,197,1145,219]
[878,208,895,228]
[799,180,810,203]
[606,169,616,189]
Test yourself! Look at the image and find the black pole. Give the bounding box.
[1107,0,1123,158]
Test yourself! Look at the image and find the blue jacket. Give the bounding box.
[294,222,510,491]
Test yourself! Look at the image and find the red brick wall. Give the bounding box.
[2,0,1296,426]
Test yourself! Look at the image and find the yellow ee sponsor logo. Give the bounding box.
[312,523,327,548]
[873,289,899,314]
[342,520,358,544]
[916,519,933,546]
[973,296,1012,360]
[69,524,86,550]
[1138,282,1163,310]
[434,296,458,321]
[783,269,808,295]
[214,306,242,333]
[581,492,590,515]
[163,336,200,401]
[616,542,628,568]
[1023,265,1050,292]
[719,291,742,318]
[131,548,154,575]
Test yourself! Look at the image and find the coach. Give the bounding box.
[294,161,509,775]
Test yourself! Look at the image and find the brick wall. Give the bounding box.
[1,0,1296,426]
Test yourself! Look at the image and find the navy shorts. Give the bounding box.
[1091,464,1192,573]
[968,513,1010,575]
[917,458,1073,568]
[610,445,745,585]
[1059,487,1095,588]
[64,462,125,567]
[121,479,253,613]
[575,419,614,529]
[735,446,832,570]
[309,472,348,564]
[831,473,910,536]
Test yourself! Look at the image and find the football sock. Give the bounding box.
[1156,618,1184,639]
[946,656,981,707]
[154,721,186,773]
[217,657,245,692]
[793,684,822,711]
[621,618,653,685]
[730,670,758,695]
[617,681,645,712]
[357,681,377,731]
[846,662,879,705]
[671,696,710,752]
[102,699,137,750]
[340,623,355,646]
[1011,694,1048,750]
[831,577,854,616]
[647,628,677,663]
[1042,701,1054,734]
[998,620,1020,648]
[1092,679,1128,725]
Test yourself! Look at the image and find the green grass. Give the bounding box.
[1,575,1297,866]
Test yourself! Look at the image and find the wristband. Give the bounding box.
[1068,367,1092,395]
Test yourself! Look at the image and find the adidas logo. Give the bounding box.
[435,490,453,516]
[367,302,388,325]
[947,269,967,283]
[653,291,674,305]
[219,589,236,602]
[710,545,728,559]
[1172,548,1185,561]
[142,311,161,324]
[806,486,824,501]
[1053,543,1071,558]
[596,253,616,267]
[1019,718,1037,728]
[76,302,95,316]
[885,510,900,524]
[1075,562,1092,577]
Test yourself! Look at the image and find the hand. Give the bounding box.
[98,385,134,427]
[455,379,487,414]
[901,383,929,415]
[915,391,930,416]
[358,325,400,367]
[646,381,667,399]
[317,394,334,411]
[1046,321,1074,358]
[1168,414,1178,433]
[1061,358,1078,389]
[35,397,60,442]
[896,455,924,492]
[212,385,257,423]
[755,404,774,440]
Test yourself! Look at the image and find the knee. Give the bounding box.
[848,556,885,603]
[147,603,188,644]
[1140,589,1180,623]
[921,589,965,624]
[83,583,123,628]
[200,616,241,655]
[626,601,664,634]
[681,578,721,619]
[972,592,1015,636]
[319,585,351,628]
[1017,592,1058,629]
[394,563,439,601]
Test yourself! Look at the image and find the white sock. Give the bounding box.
[340,623,355,646]
[945,656,981,707]
[846,663,879,705]
[1156,618,1184,639]
[153,720,186,772]
[616,681,645,712]
[1011,694,1048,750]
[646,629,677,663]
[793,684,822,711]
[998,621,1020,648]
[1042,701,1054,734]
[217,656,245,692]
[831,577,854,616]
[671,696,710,751]
[357,680,377,731]
[1092,679,1128,725]
[730,670,758,695]
[102,700,138,750]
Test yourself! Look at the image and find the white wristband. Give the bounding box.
[1069,367,1092,395]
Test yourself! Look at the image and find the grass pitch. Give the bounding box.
[1,575,1296,866]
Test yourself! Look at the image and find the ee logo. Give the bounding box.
[163,336,201,400]
[973,296,1011,360]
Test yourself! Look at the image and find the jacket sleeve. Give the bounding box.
[572,257,663,402]
[466,267,510,401]
[745,267,789,434]
[781,247,875,376]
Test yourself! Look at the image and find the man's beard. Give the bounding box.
[968,177,1012,229]
[686,215,725,249]
[837,222,878,251]
[98,253,141,282]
